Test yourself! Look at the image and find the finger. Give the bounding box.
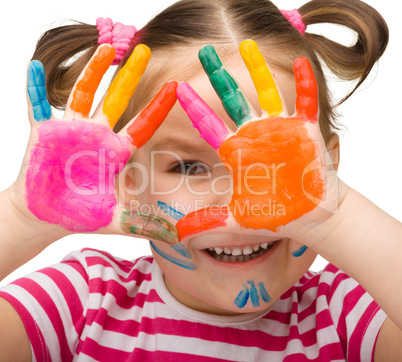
[239,40,283,117]
[294,57,318,123]
[102,44,152,129]
[64,44,115,120]
[198,45,259,127]
[121,80,177,149]
[120,210,178,245]
[176,206,230,241]
[177,82,230,150]
[27,60,52,123]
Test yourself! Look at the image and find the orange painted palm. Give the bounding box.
[176,40,338,241]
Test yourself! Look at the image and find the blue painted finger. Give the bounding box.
[27,60,52,122]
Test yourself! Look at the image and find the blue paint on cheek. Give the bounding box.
[157,201,185,221]
[247,281,260,307]
[150,241,196,270]
[292,245,308,257]
[27,61,52,122]
[157,201,192,259]
[170,243,192,259]
[234,285,249,308]
[258,282,271,303]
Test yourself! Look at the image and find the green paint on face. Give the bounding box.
[120,210,178,245]
[199,45,252,127]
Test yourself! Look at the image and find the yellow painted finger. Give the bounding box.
[239,40,283,116]
[103,44,152,128]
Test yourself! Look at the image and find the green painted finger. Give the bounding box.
[199,45,252,127]
[120,210,178,245]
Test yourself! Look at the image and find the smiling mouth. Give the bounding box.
[204,241,278,263]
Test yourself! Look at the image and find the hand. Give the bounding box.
[10,44,178,244]
[176,40,343,247]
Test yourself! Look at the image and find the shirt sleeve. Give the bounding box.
[320,264,387,362]
[0,252,90,362]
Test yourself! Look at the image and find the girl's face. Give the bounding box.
[129,57,317,314]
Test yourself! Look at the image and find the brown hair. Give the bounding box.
[32,0,388,141]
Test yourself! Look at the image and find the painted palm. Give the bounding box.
[25,44,178,244]
[176,40,335,241]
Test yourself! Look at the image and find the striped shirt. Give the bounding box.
[0,248,386,361]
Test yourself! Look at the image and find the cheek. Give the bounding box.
[150,241,196,271]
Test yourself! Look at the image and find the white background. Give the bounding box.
[0,0,400,287]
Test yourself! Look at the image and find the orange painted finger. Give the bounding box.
[104,44,152,129]
[127,81,178,149]
[294,57,318,123]
[69,45,115,117]
[176,207,229,241]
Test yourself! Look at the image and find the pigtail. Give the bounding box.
[31,22,99,110]
[299,0,389,104]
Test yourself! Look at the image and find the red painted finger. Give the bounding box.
[294,57,318,123]
[127,81,178,149]
[176,206,229,241]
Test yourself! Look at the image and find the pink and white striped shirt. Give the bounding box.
[0,248,386,361]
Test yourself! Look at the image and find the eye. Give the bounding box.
[170,160,210,175]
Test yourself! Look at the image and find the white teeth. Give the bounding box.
[208,241,278,257]
[214,247,223,255]
[232,248,242,256]
[224,248,232,255]
[242,246,253,255]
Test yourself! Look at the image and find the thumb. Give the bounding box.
[26,60,53,125]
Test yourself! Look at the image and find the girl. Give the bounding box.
[0,0,401,361]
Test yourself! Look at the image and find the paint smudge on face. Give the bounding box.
[234,281,271,309]
[292,245,308,257]
[258,282,271,303]
[234,285,249,308]
[150,241,196,270]
[120,210,178,245]
[157,201,185,221]
[247,281,260,307]
[170,243,192,259]
[26,120,131,232]
[27,61,52,122]
[156,201,192,258]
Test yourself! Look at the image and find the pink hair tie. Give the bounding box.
[281,9,306,35]
[96,17,137,65]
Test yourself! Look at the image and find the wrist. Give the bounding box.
[299,184,401,271]
[0,186,67,280]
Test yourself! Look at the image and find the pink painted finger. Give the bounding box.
[177,82,230,150]
[294,57,318,123]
